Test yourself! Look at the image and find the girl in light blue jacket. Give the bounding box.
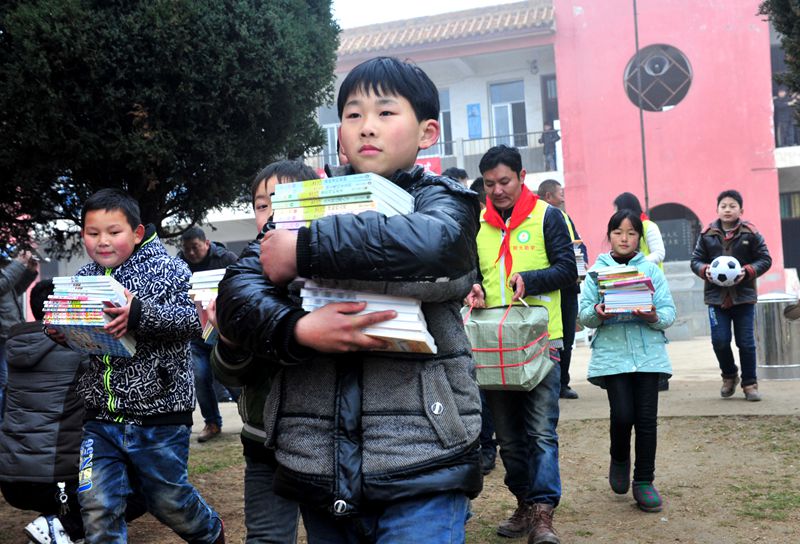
[579,210,675,513]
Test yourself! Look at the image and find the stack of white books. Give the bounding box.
[574,240,587,279]
[43,276,136,357]
[301,280,437,354]
[188,268,228,343]
[273,173,436,354]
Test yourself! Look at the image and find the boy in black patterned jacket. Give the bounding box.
[48,188,224,543]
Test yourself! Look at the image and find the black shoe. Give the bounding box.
[481,452,497,475]
[559,387,579,399]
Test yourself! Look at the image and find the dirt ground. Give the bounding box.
[1,414,798,543]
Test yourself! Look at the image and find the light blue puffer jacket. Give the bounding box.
[579,252,675,387]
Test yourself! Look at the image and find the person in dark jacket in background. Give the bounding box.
[178,227,239,442]
[0,279,146,544]
[210,159,318,543]
[216,56,482,542]
[466,145,575,544]
[0,249,39,422]
[690,189,772,401]
[538,179,587,400]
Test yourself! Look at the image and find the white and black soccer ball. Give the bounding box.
[709,256,742,287]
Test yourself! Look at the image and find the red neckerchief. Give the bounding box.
[640,212,649,221]
[483,185,538,277]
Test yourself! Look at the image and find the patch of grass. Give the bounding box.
[188,433,244,476]
[575,529,593,537]
[731,484,800,521]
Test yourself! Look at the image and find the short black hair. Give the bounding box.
[479,145,523,177]
[470,176,486,201]
[607,209,644,240]
[29,278,54,321]
[337,57,439,123]
[613,192,643,216]
[442,167,468,181]
[537,179,562,199]
[717,189,743,207]
[181,226,206,243]
[81,188,141,229]
[251,160,318,205]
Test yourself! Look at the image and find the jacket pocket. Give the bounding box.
[421,363,469,449]
[262,369,283,448]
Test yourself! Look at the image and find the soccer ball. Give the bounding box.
[709,256,742,287]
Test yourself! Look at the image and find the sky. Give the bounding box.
[331,0,519,28]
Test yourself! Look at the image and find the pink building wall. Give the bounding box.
[554,0,784,290]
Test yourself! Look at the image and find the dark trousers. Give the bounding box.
[709,304,757,386]
[604,372,660,483]
[479,389,497,457]
[1,480,84,539]
[559,290,578,389]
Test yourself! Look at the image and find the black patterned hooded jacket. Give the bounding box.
[75,225,202,425]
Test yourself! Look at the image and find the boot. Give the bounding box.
[497,499,533,538]
[720,374,739,398]
[743,383,762,402]
[528,504,560,544]
[632,481,663,512]
[608,458,631,494]
[198,423,221,443]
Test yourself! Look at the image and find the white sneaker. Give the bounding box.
[24,515,74,544]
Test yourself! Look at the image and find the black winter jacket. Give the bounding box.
[0,322,85,483]
[216,166,483,516]
[690,220,772,306]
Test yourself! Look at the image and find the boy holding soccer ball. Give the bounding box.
[691,190,772,401]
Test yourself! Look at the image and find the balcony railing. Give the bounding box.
[306,130,561,175]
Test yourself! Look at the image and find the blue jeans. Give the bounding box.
[0,340,6,422]
[605,372,660,482]
[708,304,757,386]
[300,492,469,544]
[244,455,299,543]
[484,349,561,506]
[544,152,557,171]
[78,420,221,543]
[192,339,223,427]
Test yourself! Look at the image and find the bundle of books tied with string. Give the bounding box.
[591,264,654,314]
[573,240,587,279]
[43,275,136,357]
[188,269,228,344]
[272,173,437,354]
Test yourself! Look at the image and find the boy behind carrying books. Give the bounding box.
[216,56,482,542]
[49,188,223,543]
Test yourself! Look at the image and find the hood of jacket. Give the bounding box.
[6,321,60,370]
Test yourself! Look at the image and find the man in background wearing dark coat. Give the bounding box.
[178,227,238,442]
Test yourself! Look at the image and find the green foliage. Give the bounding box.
[760,1,800,91]
[0,0,339,255]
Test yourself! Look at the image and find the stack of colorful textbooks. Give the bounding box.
[43,276,136,357]
[271,173,414,230]
[300,280,437,354]
[574,240,587,279]
[591,265,654,314]
[188,269,228,343]
[272,173,435,354]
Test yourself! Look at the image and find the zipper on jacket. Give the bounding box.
[102,355,123,423]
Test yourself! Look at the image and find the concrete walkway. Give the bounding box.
[190,336,800,440]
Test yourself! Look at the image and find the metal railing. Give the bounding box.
[305,130,560,174]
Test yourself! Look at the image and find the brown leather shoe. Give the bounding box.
[720,374,739,398]
[743,383,762,402]
[198,423,221,443]
[528,503,560,544]
[497,500,533,538]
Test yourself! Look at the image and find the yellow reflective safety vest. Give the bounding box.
[640,219,663,270]
[476,199,563,340]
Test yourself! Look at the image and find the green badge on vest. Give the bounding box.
[516,230,531,244]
